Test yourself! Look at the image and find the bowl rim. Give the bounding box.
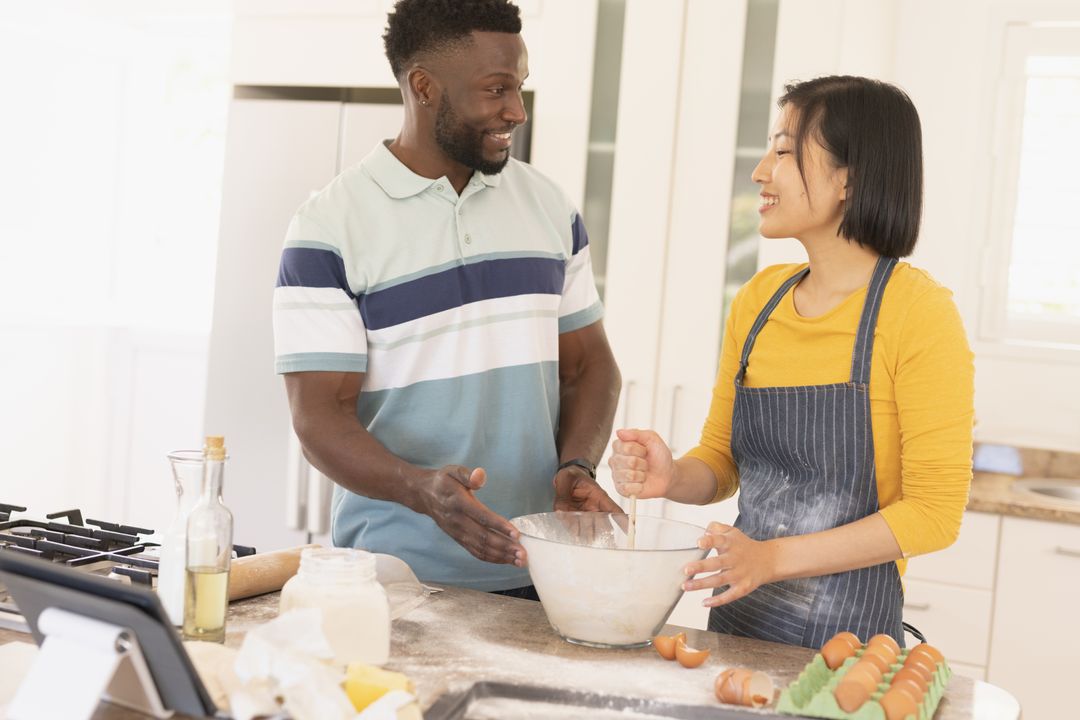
[510,510,707,553]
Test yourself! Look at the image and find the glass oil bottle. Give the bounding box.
[182,435,233,643]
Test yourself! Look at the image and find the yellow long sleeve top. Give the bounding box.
[685,262,974,576]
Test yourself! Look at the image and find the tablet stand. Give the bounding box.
[7,606,170,720]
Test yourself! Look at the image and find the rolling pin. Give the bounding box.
[228,544,320,601]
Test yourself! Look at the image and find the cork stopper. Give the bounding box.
[204,435,226,461]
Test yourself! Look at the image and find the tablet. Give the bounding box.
[0,551,217,718]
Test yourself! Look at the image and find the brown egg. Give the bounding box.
[858,645,893,674]
[907,642,944,667]
[867,633,901,659]
[879,686,920,720]
[888,676,925,704]
[653,632,685,661]
[890,667,929,694]
[674,637,710,668]
[834,677,873,713]
[903,653,936,683]
[844,663,882,693]
[821,636,857,669]
[832,631,863,651]
[852,658,884,685]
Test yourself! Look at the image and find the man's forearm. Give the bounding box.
[556,355,620,464]
[293,409,432,515]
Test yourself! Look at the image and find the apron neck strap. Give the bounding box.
[736,267,809,385]
[735,256,898,386]
[849,255,898,385]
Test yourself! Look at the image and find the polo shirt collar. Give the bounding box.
[364,140,502,199]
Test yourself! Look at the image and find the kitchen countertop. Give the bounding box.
[2,586,1020,720]
[969,471,1080,524]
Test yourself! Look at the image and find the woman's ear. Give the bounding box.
[835,167,850,202]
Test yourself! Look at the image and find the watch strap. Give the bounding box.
[556,457,596,480]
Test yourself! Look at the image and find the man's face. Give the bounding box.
[431,32,529,175]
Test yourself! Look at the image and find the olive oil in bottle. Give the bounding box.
[182,436,233,643]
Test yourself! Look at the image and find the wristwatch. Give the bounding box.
[556,457,597,480]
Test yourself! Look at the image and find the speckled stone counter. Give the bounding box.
[1,584,1018,719]
[969,471,1080,524]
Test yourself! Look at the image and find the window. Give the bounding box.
[981,23,1080,347]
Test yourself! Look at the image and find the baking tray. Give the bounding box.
[424,681,774,719]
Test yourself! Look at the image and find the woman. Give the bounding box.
[608,76,973,649]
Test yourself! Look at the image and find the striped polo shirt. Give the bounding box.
[272,141,604,590]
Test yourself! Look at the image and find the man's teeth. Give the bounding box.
[490,132,511,139]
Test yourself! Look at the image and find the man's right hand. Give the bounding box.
[417,465,525,567]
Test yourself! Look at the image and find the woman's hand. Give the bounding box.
[682,522,779,607]
[607,428,675,499]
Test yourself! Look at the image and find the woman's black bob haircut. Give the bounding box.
[779,75,923,259]
[383,0,522,80]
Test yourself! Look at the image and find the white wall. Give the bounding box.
[758,0,1080,454]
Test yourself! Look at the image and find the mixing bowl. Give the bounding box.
[512,511,708,648]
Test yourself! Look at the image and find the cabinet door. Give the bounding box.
[652,0,747,459]
[204,99,341,552]
[340,103,404,169]
[989,516,1080,718]
[603,0,688,437]
[905,511,1000,590]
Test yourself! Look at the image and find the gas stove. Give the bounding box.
[0,502,254,633]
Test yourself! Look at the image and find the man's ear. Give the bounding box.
[407,67,436,107]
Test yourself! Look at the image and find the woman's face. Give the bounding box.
[752,106,848,241]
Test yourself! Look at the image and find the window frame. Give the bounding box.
[979,22,1080,350]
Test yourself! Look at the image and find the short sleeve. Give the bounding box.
[272,212,368,374]
[558,211,604,333]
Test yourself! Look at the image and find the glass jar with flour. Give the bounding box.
[279,547,390,666]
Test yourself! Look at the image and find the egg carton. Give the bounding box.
[776,649,952,720]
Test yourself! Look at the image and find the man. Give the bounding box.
[272,0,621,596]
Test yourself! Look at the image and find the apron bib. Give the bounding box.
[707,256,904,649]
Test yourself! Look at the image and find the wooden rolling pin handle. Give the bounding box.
[228,544,321,601]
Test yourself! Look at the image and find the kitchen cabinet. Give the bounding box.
[989,516,1080,719]
[902,511,1000,677]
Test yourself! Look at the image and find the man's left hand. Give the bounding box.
[553,467,622,513]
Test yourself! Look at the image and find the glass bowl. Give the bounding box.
[512,511,707,648]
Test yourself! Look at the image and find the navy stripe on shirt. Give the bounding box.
[359,256,565,330]
[276,247,354,298]
[571,212,589,255]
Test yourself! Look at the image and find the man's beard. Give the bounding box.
[434,91,511,175]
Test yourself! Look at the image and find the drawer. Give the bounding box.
[905,511,1000,590]
[902,578,992,666]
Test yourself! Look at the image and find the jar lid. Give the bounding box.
[298,547,377,582]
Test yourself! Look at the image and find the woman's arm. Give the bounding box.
[683,514,902,607]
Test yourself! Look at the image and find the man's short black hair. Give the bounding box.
[779,76,923,258]
[383,0,522,79]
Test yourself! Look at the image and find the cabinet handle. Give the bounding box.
[1055,546,1080,559]
[904,602,931,612]
[668,385,682,455]
[621,380,636,428]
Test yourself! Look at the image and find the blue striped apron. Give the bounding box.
[707,255,904,649]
